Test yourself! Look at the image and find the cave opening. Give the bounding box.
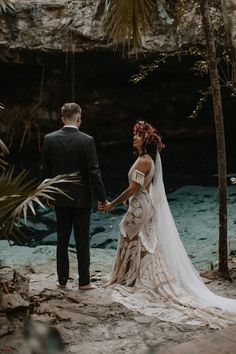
[0,48,235,194]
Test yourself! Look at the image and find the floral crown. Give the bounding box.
[133,120,165,151]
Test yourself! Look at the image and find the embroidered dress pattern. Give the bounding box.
[107,157,236,329]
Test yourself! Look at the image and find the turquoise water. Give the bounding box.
[7,140,236,270]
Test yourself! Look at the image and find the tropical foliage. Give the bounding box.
[0,138,80,243]
[0,138,9,170]
[103,0,155,53]
[103,0,184,52]
[0,0,15,15]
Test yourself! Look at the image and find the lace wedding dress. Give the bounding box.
[107,152,236,328]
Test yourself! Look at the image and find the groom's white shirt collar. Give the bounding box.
[63,125,79,129]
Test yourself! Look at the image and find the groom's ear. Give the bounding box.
[77,117,82,127]
[61,116,65,125]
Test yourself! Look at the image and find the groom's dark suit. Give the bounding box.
[40,126,106,286]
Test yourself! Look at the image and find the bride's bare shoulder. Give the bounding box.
[136,155,152,173]
[139,154,153,164]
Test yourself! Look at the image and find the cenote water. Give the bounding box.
[7,137,236,270]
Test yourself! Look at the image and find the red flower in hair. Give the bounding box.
[133,120,164,151]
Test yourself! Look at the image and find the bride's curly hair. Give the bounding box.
[133,120,165,161]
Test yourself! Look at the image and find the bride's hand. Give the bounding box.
[231,177,236,184]
[99,201,113,212]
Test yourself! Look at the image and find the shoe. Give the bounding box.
[79,283,97,290]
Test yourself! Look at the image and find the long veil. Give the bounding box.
[150,150,236,312]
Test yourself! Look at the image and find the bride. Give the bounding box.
[99,120,236,328]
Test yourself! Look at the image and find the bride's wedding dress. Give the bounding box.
[107,152,236,328]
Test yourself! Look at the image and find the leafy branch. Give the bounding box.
[130,51,188,83]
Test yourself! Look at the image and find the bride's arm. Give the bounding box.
[100,158,151,211]
[108,181,139,209]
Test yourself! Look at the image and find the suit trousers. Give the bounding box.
[55,207,91,286]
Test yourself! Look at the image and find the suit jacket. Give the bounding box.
[40,126,107,208]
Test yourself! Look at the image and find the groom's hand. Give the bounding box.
[98,201,113,212]
[231,177,236,184]
[97,200,107,211]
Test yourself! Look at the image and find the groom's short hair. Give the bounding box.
[61,103,82,119]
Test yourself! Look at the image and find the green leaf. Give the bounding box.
[103,0,155,55]
[0,170,81,238]
[0,0,16,15]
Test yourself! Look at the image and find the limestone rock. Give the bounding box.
[0,0,203,58]
[0,268,29,316]
[222,0,236,51]
[0,293,29,312]
[0,313,13,337]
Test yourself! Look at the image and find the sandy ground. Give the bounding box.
[1,240,236,354]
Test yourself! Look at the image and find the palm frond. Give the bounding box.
[0,0,16,15]
[103,0,155,54]
[103,0,177,54]
[0,138,9,156]
[0,139,9,170]
[0,170,80,237]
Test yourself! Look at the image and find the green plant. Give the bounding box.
[103,0,155,54]
[0,0,15,15]
[0,139,80,243]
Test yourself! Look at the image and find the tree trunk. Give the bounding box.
[200,0,229,275]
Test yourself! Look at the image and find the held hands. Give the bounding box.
[231,177,236,185]
[98,200,113,212]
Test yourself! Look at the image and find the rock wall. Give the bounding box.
[222,0,236,50]
[0,0,202,56]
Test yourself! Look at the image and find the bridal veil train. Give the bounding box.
[108,150,236,328]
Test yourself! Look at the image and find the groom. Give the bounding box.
[40,102,107,290]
